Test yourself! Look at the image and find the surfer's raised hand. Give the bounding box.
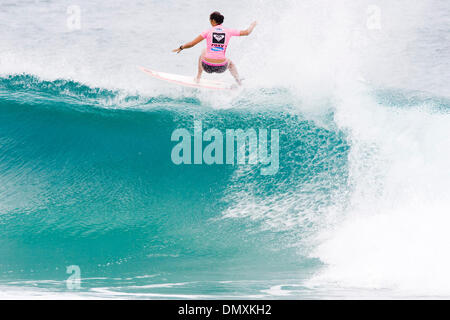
[240,21,258,36]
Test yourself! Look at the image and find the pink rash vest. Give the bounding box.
[201,25,240,61]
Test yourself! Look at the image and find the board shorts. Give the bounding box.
[201,60,228,74]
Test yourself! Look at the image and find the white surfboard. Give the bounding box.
[139,66,235,91]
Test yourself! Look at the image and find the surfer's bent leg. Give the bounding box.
[228,60,242,86]
[196,49,206,83]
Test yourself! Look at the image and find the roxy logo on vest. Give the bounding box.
[212,32,225,44]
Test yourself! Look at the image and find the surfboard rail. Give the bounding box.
[139,66,235,91]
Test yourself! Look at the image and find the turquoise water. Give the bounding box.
[0,74,349,298]
[1,0,450,298]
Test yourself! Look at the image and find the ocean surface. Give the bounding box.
[0,0,449,299]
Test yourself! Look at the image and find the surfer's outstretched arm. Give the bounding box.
[239,21,257,36]
[172,36,204,53]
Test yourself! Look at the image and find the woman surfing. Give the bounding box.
[173,11,257,86]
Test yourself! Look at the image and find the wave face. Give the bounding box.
[1,0,450,298]
[0,74,350,298]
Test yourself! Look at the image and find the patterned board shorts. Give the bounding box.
[201,61,229,74]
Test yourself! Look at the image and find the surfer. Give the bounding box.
[173,11,257,86]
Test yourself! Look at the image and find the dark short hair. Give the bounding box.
[210,11,224,24]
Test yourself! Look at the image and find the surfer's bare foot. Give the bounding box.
[195,76,201,83]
